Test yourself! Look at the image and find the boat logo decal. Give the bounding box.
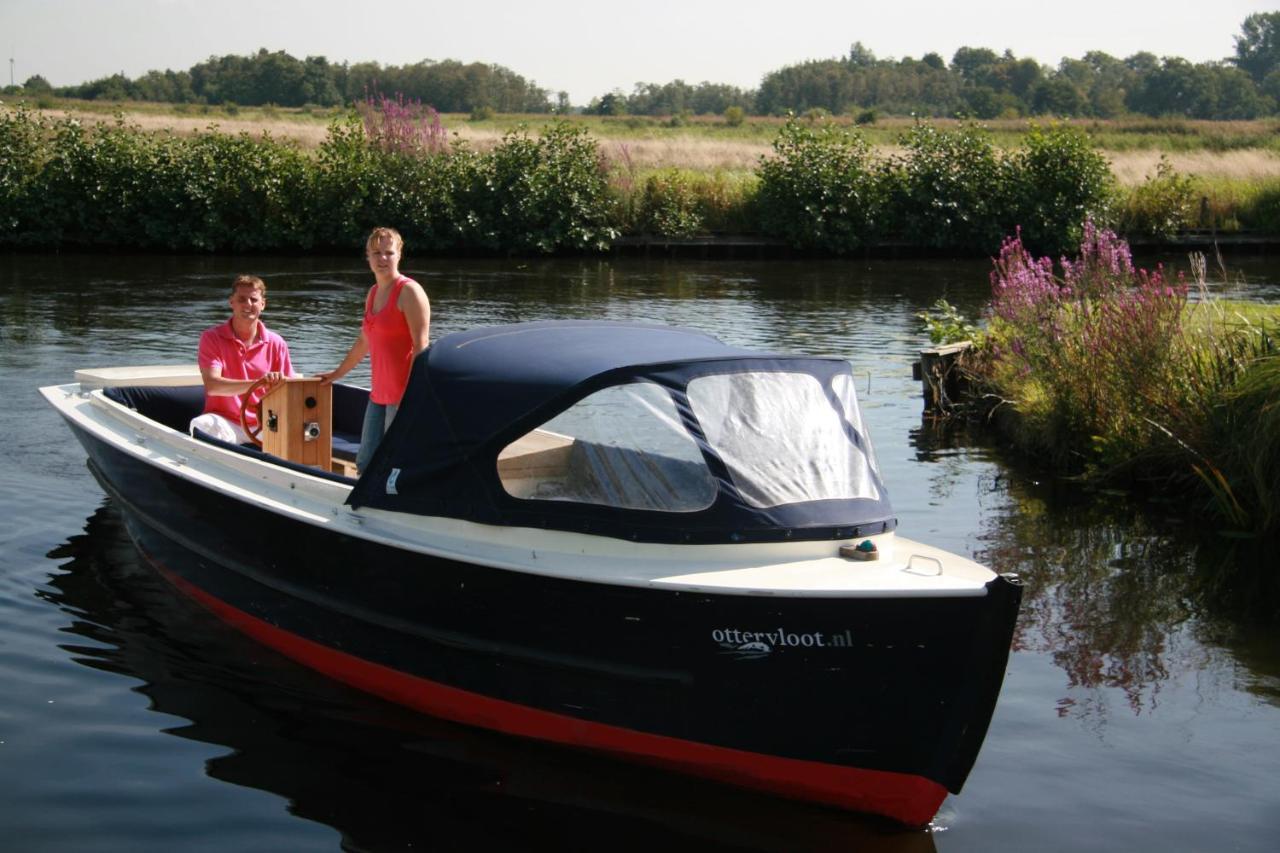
[712,628,856,659]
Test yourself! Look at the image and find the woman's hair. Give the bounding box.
[365,226,404,255]
[230,274,266,296]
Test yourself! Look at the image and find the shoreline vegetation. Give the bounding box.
[919,225,1279,606]
[3,99,1280,255]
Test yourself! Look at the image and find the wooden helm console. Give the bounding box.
[241,377,333,472]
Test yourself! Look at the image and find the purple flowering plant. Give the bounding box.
[357,89,449,156]
[980,221,1190,470]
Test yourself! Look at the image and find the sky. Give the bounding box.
[3,1,1275,105]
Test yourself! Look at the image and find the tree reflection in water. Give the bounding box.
[980,485,1203,720]
[912,420,1280,726]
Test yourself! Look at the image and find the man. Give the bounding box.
[189,274,294,444]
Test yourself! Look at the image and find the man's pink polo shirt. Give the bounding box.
[198,318,294,429]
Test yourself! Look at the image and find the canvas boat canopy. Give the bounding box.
[349,321,895,544]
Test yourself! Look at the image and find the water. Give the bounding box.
[2,250,1279,852]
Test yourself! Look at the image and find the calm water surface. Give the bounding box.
[2,251,1278,852]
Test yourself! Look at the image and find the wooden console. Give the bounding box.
[258,378,333,472]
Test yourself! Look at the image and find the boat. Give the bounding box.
[39,319,1021,827]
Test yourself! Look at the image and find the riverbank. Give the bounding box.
[609,230,1280,259]
[3,103,1278,256]
[916,225,1280,582]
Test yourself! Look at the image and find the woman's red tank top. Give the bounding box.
[362,276,414,405]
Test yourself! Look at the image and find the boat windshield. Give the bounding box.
[497,369,881,513]
[497,381,717,512]
[686,370,882,508]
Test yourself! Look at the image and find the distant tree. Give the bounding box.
[22,74,52,92]
[1078,52,1133,117]
[1006,58,1044,98]
[132,69,195,102]
[628,79,695,115]
[689,82,753,115]
[50,49,546,112]
[1213,64,1270,118]
[249,49,307,106]
[1030,77,1085,115]
[66,73,132,101]
[1124,51,1161,77]
[1263,69,1280,106]
[1089,82,1127,118]
[301,56,343,106]
[848,41,877,68]
[962,84,1020,119]
[591,91,628,115]
[1131,58,1217,118]
[951,47,1000,81]
[1232,12,1280,82]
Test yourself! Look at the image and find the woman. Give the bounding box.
[321,227,431,473]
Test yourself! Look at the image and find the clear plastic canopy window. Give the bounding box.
[687,371,881,508]
[498,381,716,512]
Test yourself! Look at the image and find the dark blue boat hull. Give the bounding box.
[68,418,1021,825]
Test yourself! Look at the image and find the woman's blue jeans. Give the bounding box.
[356,401,398,473]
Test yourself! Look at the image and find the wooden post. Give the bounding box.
[913,341,973,414]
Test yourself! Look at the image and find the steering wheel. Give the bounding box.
[239,375,273,446]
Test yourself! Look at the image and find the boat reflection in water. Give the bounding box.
[44,502,938,853]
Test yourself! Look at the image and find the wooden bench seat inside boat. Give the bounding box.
[497,430,709,510]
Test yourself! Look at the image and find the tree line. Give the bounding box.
[17,49,556,114]
[592,13,1280,120]
[9,13,1280,120]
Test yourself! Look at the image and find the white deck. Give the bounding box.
[41,378,997,599]
[74,364,202,390]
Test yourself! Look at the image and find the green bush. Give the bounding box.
[1007,123,1115,254]
[1243,183,1280,232]
[22,114,160,247]
[0,110,619,254]
[887,122,1011,251]
[0,106,47,240]
[20,114,315,251]
[756,117,886,252]
[723,106,745,127]
[637,170,704,237]
[460,122,618,252]
[312,115,471,251]
[916,298,981,345]
[1115,156,1198,240]
[756,118,1117,255]
[171,129,314,251]
[3,109,1237,256]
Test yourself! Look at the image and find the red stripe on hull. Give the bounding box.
[157,564,947,826]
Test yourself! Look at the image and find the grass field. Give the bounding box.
[16,99,1280,186]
